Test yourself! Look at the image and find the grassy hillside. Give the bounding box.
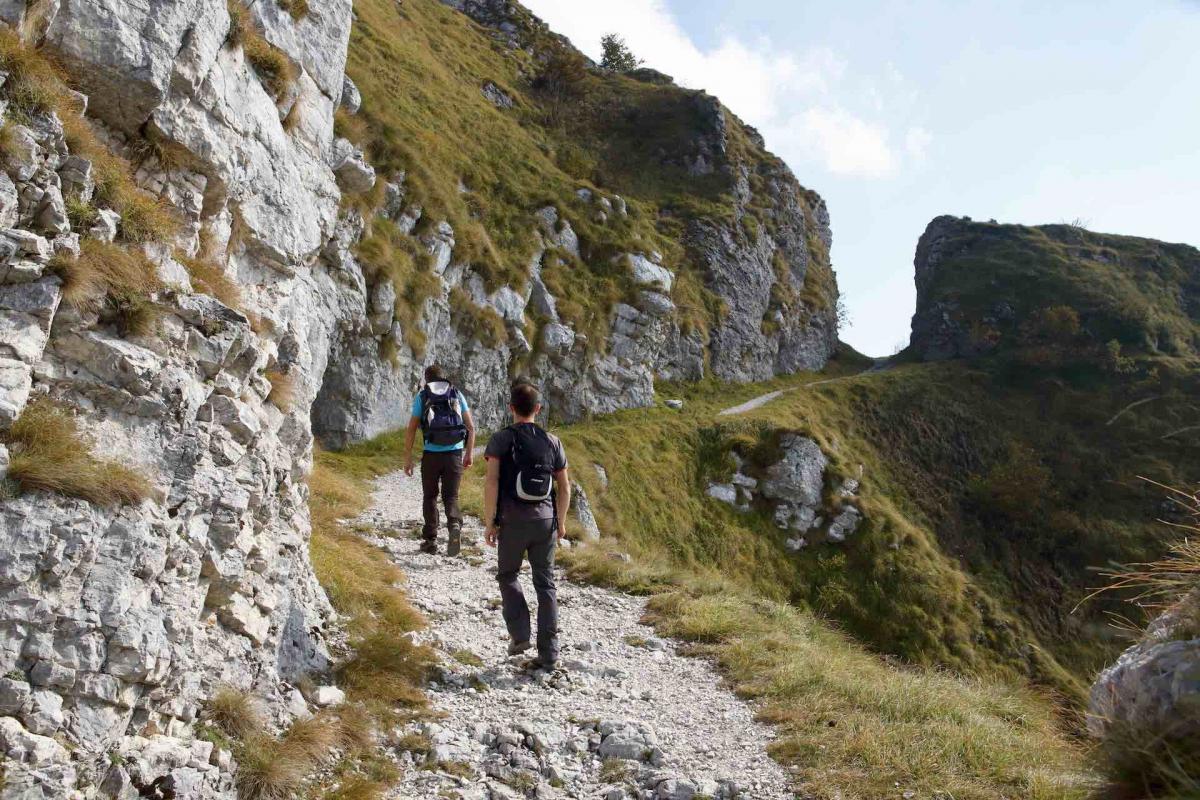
[342,0,835,350]
[914,218,1200,362]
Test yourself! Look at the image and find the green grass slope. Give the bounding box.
[342,0,835,350]
[545,222,1200,691]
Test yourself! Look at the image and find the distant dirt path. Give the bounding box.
[353,469,791,800]
[717,361,891,416]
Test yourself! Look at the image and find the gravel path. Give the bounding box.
[354,468,793,800]
[718,363,891,416]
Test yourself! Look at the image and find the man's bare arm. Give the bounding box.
[553,468,571,539]
[403,416,419,476]
[463,409,476,467]
[483,457,501,546]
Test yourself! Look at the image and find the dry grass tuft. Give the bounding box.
[235,732,309,800]
[204,686,264,740]
[52,239,161,312]
[4,398,152,506]
[280,712,342,764]
[1091,483,1200,614]
[265,369,297,411]
[0,28,67,116]
[205,689,383,799]
[180,250,243,311]
[227,0,297,101]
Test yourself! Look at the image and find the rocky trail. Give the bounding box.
[351,469,793,800]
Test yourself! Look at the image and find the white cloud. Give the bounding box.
[905,126,933,161]
[522,0,921,178]
[791,107,896,177]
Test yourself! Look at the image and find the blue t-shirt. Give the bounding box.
[412,384,470,452]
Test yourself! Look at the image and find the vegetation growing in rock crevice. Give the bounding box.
[200,685,377,800]
[0,28,177,244]
[226,0,298,101]
[52,239,162,330]
[355,216,440,356]
[3,398,151,506]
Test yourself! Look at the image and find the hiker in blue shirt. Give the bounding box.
[404,365,476,555]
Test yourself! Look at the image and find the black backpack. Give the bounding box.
[502,423,556,504]
[419,385,467,446]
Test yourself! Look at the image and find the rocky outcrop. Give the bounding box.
[909,215,1200,362]
[310,191,708,443]
[909,215,998,361]
[1088,591,1200,748]
[706,435,863,551]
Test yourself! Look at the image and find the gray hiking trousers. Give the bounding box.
[496,517,558,662]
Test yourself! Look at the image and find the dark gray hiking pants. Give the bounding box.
[496,518,558,662]
[421,450,463,541]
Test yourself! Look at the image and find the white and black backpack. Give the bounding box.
[502,423,556,503]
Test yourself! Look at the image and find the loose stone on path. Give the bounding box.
[355,468,791,800]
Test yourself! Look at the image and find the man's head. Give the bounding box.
[509,381,542,421]
[424,364,446,384]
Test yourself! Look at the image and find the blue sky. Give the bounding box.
[522,0,1200,355]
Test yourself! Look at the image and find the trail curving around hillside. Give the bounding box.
[718,360,892,417]
[353,469,791,799]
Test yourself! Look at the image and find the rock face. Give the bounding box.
[0,0,351,793]
[687,156,837,383]
[1088,591,1200,747]
[297,0,836,443]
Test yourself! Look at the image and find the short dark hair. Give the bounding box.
[510,382,541,417]
[424,364,446,383]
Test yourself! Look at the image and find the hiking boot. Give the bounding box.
[507,639,531,656]
[419,540,438,555]
[446,526,462,557]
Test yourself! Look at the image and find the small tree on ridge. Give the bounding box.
[600,33,642,73]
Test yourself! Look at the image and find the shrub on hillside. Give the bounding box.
[966,442,1055,529]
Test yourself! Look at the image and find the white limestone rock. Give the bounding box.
[340,74,362,113]
[706,483,738,505]
[759,435,827,507]
[624,253,674,293]
[330,136,377,194]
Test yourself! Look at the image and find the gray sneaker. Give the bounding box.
[507,639,531,656]
[447,526,462,557]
